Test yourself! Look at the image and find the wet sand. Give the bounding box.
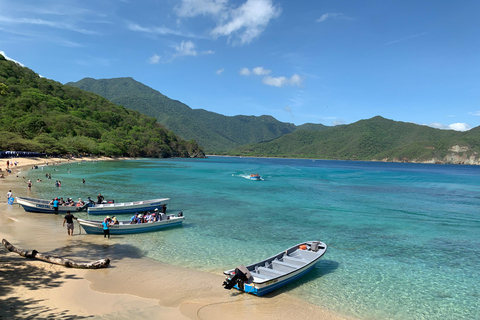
[0,157,352,320]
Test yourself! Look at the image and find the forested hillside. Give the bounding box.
[232,116,480,164]
[0,54,204,158]
[67,77,298,152]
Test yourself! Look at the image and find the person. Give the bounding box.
[161,204,167,214]
[112,216,119,224]
[82,179,85,184]
[97,193,104,204]
[102,216,112,238]
[63,210,77,236]
[77,198,84,207]
[27,180,32,191]
[130,213,139,224]
[6,190,12,199]
[53,197,59,214]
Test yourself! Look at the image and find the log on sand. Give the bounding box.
[2,239,110,269]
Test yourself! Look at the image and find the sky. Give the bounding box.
[1,0,479,131]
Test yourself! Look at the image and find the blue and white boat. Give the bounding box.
[87,198,170,215]
[16,197,89,214]
[222,241,327,296]
[249,173,261,180]
[77,213,184,234]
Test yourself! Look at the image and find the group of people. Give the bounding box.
[129,208,166,224]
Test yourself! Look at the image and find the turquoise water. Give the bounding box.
[26,157,480,320]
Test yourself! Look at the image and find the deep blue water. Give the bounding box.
[26,156,480,320]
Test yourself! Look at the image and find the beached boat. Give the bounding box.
[222,241,327,296]
[249,173,261,180]
[16,197,89,214]
[77,213,184,234]
[87,198,170,215]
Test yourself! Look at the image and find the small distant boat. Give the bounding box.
[222,241,327,296]
[16,197,89,214]
[77,213,184,235]
[249,173,261,180]
[87,198,170,215]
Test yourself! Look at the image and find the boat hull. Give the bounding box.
[77,216,184,234]
[16,197,86,214]
[87,198,170,215]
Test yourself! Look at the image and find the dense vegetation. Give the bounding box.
[67,77,303,153]
[231,116,480,163]
[0,54,204,158]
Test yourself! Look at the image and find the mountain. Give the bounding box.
[0,54,204,158]
[66,77,298,153]
[232,116,480,164]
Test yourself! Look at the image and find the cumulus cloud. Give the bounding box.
[168,40,214,61]
[149,54,161,64]
[262,74,304,87]
[316,13,352,23]
[240,66,304,87]
[176,0,281,45]
[427,122,471,131]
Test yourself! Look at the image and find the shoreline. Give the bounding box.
[1,157,353,320]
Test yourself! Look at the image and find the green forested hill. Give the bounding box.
[232,116,480,164]
[0,54,204,158]
[66,77,297,153]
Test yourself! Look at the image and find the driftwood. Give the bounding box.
[2,239,110,269]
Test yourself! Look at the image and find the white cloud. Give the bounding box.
[239,67,251,76]
[0,51,24,66]
[127,22,190,37]
[240,67,304,87]
[385,32,429,46]
[252,66,271,76]
[0,15,99,35]
[469,111,480,116]
[169,40,214,60]
[215,68,225,75]
[316,13,352,23]
[332,119,345,126]
[211,0,281,45]
[427,122,471,131]
[175,0,228,17]
[263,73,304,87]
[448,123,471,131]
[149,54,161,64]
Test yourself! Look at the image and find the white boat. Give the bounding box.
[87,198,170,215]
[77,213,184,234]
[222,241,327,296]
[16,197,88,214]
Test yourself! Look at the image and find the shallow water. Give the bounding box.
[25,157,480,320]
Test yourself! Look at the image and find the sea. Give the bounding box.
[25,156,480,320]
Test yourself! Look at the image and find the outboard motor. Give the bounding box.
[223,265,251,291]
[178,212,183,217]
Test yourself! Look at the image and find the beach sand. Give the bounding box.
[0,157,353,320]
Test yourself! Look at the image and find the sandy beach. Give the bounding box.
[0,157,352,320]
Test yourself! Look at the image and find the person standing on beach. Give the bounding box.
[102,217,112,238]
[27,180,32,191]
[53,197,59,214]
[6,190,12,199]
[63,210,77,236]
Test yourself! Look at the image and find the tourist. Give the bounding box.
[102,217,112,238]
[97,193,105,204]
[53,197,59,214]
[63,210,77,236]
[27,180,32,191]
[130,213,139,224]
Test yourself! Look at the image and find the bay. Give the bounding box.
[26,156,480,320]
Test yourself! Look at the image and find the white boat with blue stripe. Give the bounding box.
[87,198,170,215]
[77,213,184,234]
[16,197,88,214]
[222,241,327,296]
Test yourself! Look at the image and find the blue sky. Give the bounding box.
[1,0,479,131]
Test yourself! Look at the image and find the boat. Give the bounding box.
[87,198,170,215]
[77,213,184,234]
[249,173,261,180]
[16,197,89,214]
[222,241,327,296]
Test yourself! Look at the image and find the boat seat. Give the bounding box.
[271,260,297,272]
[257,266,285,278]
[282,255,307,266]
[250,271,269,279]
